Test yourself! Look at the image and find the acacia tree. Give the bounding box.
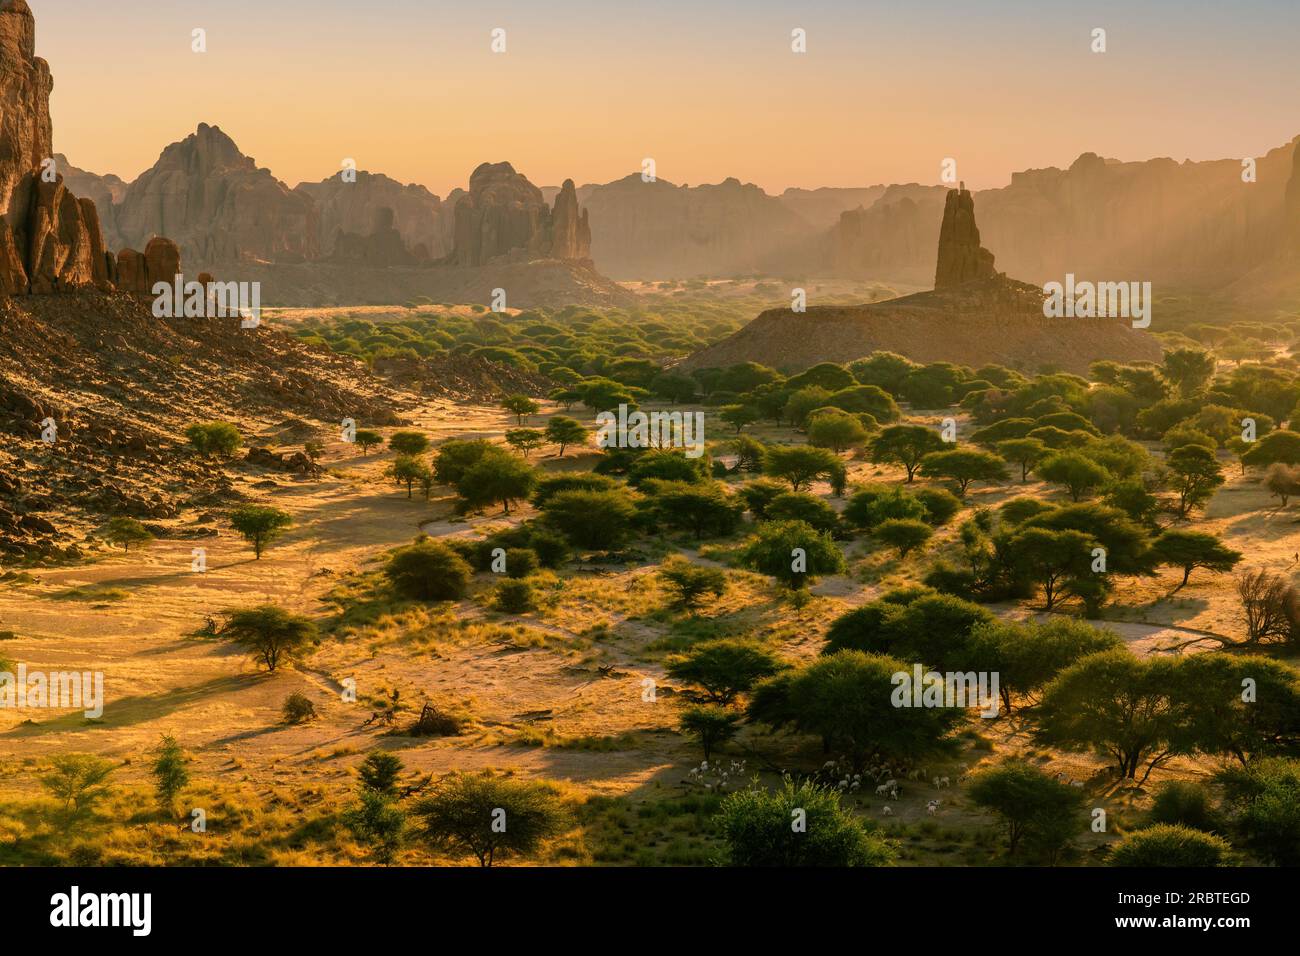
[678,706,739,763]
[1036,650,1191,782]
[747,651,959,768]
[666,639,785,704]
[501,395,540,425]
[389,455,431,499]
[1165,444,1224,518]
[996,438,1048,482]
[868,425,945,482]
[221,605,317,672]
[505,428,546,458]
[389,431,431,456]
[544,416,588,457]
[1150,530,1242,589]
[1036,452,1110,501]
[968,761,1086,858]
[918,449,1007,496]
[229,505,293,559]
[1264,463,1300,507]
[763,445,843,492]
[151,735,189,813]
[658,558,727,612]
[457,448,536,515]
[104,517,153,553]
[412,772,567,867]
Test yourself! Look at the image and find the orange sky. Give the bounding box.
[34,0,1300,197]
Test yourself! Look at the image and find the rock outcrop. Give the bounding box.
[934,185,997,289]
[446,162,594,267]
[54,153,126,249]
[113,123,318,268]
[328,206,420,266]
[295,170,453,259]
[114,237,181,294]
[549,179,591,263]
[0,1,51,216]
[569,174,814,279]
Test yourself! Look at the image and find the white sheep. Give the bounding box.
[882,805,893,816]
[939,776,950,788]
[874,783,892,796]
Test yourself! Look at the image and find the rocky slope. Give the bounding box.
[0,291,405,561]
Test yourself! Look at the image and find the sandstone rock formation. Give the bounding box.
[569,174,814,279]
[549,179,591,262]
[295,170,453,259]
[113,123,318,268]
[446,162,594,268]
[114,237,181,294]
[826,185,948,284]
[0,1,51,216]
[934,185,997,289]
[54,153,126,249]
[682,179,1161,377]
[328,206,420,266]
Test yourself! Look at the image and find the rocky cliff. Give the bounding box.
[571,174,815,279]
[295,170,453,260]
[446,162,593,268]
[0,0,50,216]
[112,123,318,268]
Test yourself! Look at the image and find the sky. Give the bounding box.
[32,0,1300,197]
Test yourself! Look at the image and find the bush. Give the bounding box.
[874,518,933,558]
[502,547,540,579]
[738,478,789,519]
[741,519,846,588]
[765,492,839,534]
[185,421,242,457]
[283,692,317,724]
[494,578,536,614]
[385,539,473,601]
[658,558,727,611]
[1148,781,1219,832]
[1108,824,1231,867]
[914,486,962,525]
[717,779,894,867]
[541,488,638,551]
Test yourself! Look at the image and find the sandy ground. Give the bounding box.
[1,397,1295,850]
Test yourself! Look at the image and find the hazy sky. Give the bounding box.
[34,0,1300,197]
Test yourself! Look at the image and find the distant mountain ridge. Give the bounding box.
[68,127,1300,302]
